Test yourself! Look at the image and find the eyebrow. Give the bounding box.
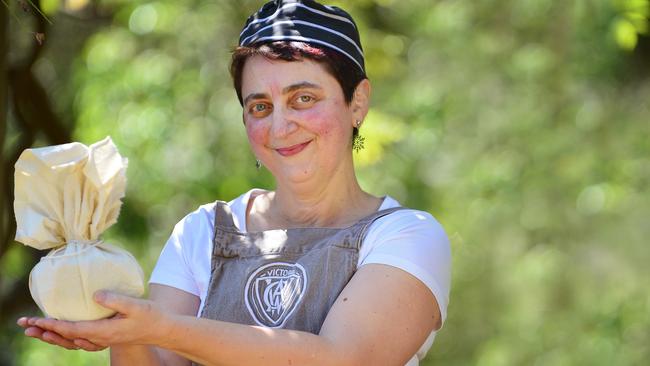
[282,81,322,94]
[243,81,322,106]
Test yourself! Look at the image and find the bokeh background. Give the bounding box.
[1,0,649,365]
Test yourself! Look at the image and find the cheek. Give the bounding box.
[301,106,349,140]
[246,121,269,149]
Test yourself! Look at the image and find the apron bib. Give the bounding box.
[199,200,404,335]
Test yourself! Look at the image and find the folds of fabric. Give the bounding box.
[14,136,144,320]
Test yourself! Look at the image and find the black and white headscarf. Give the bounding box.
[239,0,365,73]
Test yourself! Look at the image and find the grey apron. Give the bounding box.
[198,200,405,335]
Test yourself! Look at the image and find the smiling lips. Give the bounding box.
[275,140,312,157]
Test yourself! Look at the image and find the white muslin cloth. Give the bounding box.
[14,136,144,321]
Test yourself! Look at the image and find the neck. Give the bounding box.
[262,158,379,228]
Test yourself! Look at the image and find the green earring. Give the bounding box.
[353,120,365,153]
[353,135,365,153]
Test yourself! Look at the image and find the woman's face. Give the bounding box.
[240,55,363,185]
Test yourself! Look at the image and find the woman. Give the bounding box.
[18,1,451,365]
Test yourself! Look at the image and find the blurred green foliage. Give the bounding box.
[3,0,650,365]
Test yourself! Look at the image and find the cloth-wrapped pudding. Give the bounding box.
[14,136,144,321]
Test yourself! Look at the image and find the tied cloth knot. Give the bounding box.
[42,239,104,260]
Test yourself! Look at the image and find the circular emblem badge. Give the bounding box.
[244,262,308,328]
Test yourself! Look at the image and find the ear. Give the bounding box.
[351,79,371,126]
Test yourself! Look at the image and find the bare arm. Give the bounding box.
[28,263,440,366]
[161,263,440,366]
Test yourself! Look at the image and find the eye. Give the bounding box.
[248,102,272,117]
[298,95,313,103]
[294,94,316,108]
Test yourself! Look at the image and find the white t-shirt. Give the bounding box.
[150,189,451,365]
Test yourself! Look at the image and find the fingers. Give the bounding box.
[33,318,83,339]
[18,316,109,351]
[94,290,148,316]
[24,326,104,352]
[17,317,43,328]
[41,331,81,350]
[22,324,80,350]
[73,338,107,352]
[23,325,45,338]
[16,317,30,328]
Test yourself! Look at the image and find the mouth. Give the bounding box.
[275,140,312,157]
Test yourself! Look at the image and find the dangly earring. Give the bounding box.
[352,120,365,153]
[255,159,261,170]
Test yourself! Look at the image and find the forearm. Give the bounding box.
[110,345,164,366]
[156,315,357,366]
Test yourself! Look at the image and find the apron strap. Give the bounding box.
[354,206,408,250]
[213,200,239,232]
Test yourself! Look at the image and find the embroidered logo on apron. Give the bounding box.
[244,262,308,328]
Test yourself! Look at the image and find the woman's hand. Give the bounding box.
[17,291,169,350]
[17,316,104,351]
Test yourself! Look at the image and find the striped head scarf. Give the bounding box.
[239,0,365,73]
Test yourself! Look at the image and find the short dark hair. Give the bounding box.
[230,41,367,107]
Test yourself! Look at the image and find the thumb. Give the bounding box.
[94,290,144,315]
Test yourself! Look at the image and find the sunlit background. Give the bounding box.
[1,0,649,365]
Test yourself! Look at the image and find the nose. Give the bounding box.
[269,106,298,139]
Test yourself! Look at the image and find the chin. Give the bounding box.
[276,165,318,184]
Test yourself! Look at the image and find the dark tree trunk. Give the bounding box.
[0,1,70,328]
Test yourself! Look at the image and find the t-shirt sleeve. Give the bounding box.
[149,213,203,297]
[359,209,452,326]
